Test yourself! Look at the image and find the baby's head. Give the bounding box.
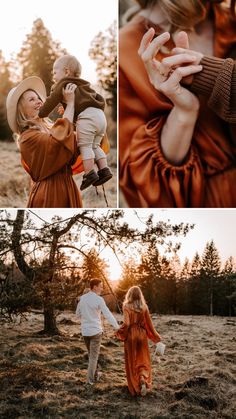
[53,55,82,83]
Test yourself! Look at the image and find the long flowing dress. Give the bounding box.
[116,306,161,396]
[119,5,236,207]
[19,118,82,208]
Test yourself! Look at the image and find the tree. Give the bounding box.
[89,21,117,120]
[17,19,67,94]
[0,210,194,334]
[221,257,236,316]
[116,258,139,302]
[201,240,221,315]
[178,257,191,314]
[81,248,108,284]
[0,50,13,139]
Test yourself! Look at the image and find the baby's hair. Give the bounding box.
[55,55,82,78]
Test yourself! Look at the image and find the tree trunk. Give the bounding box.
[43,286,59,335]
[43,304,58,335]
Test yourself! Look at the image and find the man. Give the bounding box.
[76,279,119,384]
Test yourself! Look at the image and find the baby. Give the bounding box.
[39,54,113,190]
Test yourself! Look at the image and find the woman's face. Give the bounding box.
[20,90,43,119]
[139,2,171,31]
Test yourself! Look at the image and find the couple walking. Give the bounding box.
[76,279,162,396]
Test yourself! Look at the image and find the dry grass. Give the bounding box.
[0,312,235,418]
[0,142,117,208]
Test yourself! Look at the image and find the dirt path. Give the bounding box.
[0,313,235,418]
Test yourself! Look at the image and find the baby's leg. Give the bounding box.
[91,110,107,169]
[76,112,96,174]
[91,109,113,187]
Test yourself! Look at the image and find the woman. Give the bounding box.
[119,0,236,207]
[116,286,161,396]
[6,76,82,208]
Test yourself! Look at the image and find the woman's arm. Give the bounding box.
[139,29,202,165]
[62,83,76,123]
[144,308,161,343]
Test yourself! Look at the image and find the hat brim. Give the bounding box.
[6,76,47,133]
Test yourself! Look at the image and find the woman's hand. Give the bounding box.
[62,83,77,104]
[138,28,202,165]
[62,83,76,123]
[171,31,204,86]
[138,28,202,115]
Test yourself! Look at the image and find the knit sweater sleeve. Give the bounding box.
[190,56,236,123]
[38,84,64,118]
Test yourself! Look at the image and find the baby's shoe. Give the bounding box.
[93,167,113,186]
[80,169,99,191]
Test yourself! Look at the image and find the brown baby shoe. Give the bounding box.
[93,167,113,187]
[80,169,99,191]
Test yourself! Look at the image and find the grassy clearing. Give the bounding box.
[0,142,117,208]
[0,312,235,418]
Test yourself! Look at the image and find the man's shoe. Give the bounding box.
[85,380,94,386]
[80,169,99,191]
[94,371,102,382]
[92,167,113,186]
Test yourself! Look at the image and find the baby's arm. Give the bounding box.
[38,84,64,118]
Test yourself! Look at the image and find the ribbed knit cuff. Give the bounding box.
[190,56,224,96]
[208,58,236,123]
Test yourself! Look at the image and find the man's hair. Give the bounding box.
[90,279,102,289]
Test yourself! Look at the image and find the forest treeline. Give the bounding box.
[0,210,235,337]
[0,19,117,139]
[117,241,236,317]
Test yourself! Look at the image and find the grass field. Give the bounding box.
[0,141,117,209]
[1,312,235,418]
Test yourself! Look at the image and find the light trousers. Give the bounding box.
[83,332,103,382]
[76,107,107,161]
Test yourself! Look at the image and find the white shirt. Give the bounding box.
[75,291,119,336]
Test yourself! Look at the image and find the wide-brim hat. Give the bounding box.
[6,76,47,133]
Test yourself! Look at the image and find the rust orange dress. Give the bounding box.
[19,118,82,208]
[116,306,161,396]
[119,5,236,207]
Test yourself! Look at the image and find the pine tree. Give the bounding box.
[222,257,236,316]
[178,257,191,314]
[116,258,138,303]
[89,21,117,120]
[201,240,221,315]
[17,19,67,94]
[189,252,203,314]
[0,51,13,139]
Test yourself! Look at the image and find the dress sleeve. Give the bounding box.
[119,66,204,207]
[20,118,78,181]
[115,307,130,341]
[144,308,161,344]
[191,56,236,123]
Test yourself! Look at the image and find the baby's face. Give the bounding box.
[53,61,67,83]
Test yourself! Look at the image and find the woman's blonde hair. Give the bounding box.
[16,89,52,134]
[123,286,147,312]
[135,0,207,31]
[134,0,234,31]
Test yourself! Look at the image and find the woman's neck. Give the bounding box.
[187,19,214,55]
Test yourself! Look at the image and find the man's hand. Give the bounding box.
[171,31,204,85]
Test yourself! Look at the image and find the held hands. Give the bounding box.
[62,83,77,105]
[138,28,202,114]
[172,31,203,86]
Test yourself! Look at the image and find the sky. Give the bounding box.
[9,208,236,280]
[0,0,117,83]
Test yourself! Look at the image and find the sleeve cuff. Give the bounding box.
[191,56,225,96]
